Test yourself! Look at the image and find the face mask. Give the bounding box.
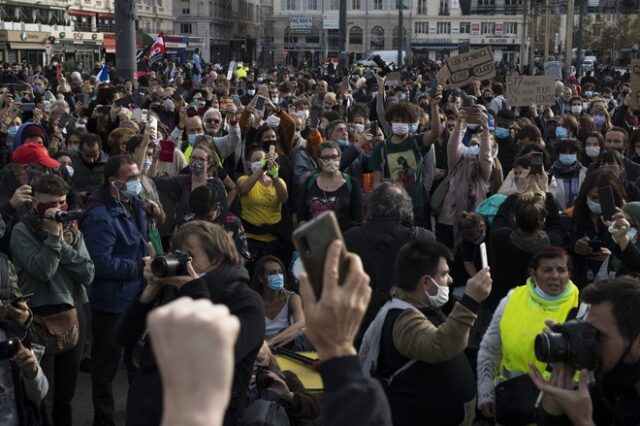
[187,133,201,146]
[555,126,569,139]
[558,153,577,165]
[36,202,68,216]
[495,127,510,139]
[392,122,409,136]
[162,99,175,111]
[586,146,601,158]
[265,115,281,128]
[7,126,18,137]
[266,274,285,291]
[320,159,340,174]
[593,114,606,126]
[627,227,638,242]
[190,159,206,175]
[398,93,407,101]
[294,130,301,139]
[33,85,45,95]
[603,96,612,101]
[467,123,481,131]
[571,105,582,115]
[336,139,349,149]
[534,284,562,300]
[142,158,152,173]
[464,144,480,159]
[484,96,493,102]
[297,110,309,121]
[123,179,143,198]
[426,277,449,308]
[256,77,264,83]
[586,197,602,214]
[353,123,365,133]
[271,96,280,104]
[65,165,75,177]
[408,122,419,133]
[250,160,264,173]
[247,89,256,96]
[585,91,594,98]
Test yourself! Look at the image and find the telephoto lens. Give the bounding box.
[255,367,274,390]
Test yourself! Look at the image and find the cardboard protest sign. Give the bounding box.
[439,47,496,88]
[544,61,563,81]
[506,75,556,107]
[629,60,640,111]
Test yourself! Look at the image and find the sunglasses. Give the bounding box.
[205,118,221,124]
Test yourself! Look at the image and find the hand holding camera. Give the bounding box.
[42,207,64,238]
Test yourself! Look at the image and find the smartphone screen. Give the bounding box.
[309,107,321,129]
[255,96,266,111]
[231,95,241,107]
[58,113,72,128]
[530,152,543,174]
[370,120,378,136]
[430,78,439,98]
[598,185,616,221]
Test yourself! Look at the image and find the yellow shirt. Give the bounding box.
[238,175,285,242]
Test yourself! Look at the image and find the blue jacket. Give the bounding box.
[81,186,147,314]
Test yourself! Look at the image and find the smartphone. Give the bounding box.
[74,93,90,105]
[370,120,378,136]
[97,105,111,114]
[14,83,27,92]
[588,240,605,251]
[530,152,543,175]
[598,185,617,221]
[116,95,135,107]
[309,106,321,129]
[479,242,488,269]
[268,144,276,155]
[19,103,35,112]
[159,140,175,162]
[58,112,72,128]
[149,115,158,136]
[11,292,34,307]
[141,109,149,122]
[227,62,235,81]
[430,78,439,98]
[255,95,266,111]
[292,211,349,299]
[231,94,241,107]
[186,106,198,117]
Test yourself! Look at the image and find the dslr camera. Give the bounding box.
[371,55,394,77]
[0,338,20,361]
[254,366,274,390]
[534,320,599,370]
[54,209,84,223]
[151,250,193,278]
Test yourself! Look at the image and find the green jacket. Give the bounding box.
[10,222,94,309]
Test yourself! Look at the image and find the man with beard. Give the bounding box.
[70,133,108,202]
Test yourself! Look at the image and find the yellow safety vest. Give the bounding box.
[499,279,580,379]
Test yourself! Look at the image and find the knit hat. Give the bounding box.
[12,122,49,150]
[12,142,60,168]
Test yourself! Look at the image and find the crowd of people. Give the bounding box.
[0,54,639,426]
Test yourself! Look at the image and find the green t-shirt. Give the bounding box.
[369,134,428,208]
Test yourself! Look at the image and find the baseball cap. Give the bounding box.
[12,142,60,168]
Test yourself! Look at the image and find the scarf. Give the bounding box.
[510,229,550,253]
[526,277,579,311]
[549,159,583,178]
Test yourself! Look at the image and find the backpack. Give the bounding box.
[240,399,291,426]
[306,172,352,192]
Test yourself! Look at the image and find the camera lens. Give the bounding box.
[534,332,570,364]
[151,256,179,277]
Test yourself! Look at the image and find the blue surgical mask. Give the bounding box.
[123,179,143,198]
[555,126,569,139]
[593,115,606,126]
[33,85,45,95]
[585,91,594,98]
[586,197,602,214]
[336,139,349,149]
[188,133,200,146]
[7,126,18,137]
[627,227,638,242]
[558,153,577,165]
[534,284,563,300]
[408,122,419,133]
[495,127,510,139]
[267,273,285,291]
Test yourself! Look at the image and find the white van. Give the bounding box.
[357,50,406,67]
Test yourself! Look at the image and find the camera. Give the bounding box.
[55,209,84,223]
[151,250,193,277]
[0,338,20,361]
[254,366,273,390]
[534,320,599,370]
[371,55,393,77]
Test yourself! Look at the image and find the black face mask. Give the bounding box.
[483,96,493,103]
[600,339,640,399]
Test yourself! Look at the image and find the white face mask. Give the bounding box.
[585,146,601,159]
[250,160,263,173]
[297,110,309,121]
[426,277,450,308]
[353,123,365,133]
[571,105,582,115]
[392,122,409,136]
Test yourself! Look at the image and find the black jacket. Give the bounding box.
[118,262,265,426]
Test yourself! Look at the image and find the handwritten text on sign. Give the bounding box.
[439,47,496,88]
[629,60,640,111]
[506,75,556,107]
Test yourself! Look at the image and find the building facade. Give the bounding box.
[173,0,262,64]
[269,0,527,67]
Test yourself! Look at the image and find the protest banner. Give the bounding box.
[506,75,556,107]
[629,59,640,111]
[544,61,563,81]
[438,47,495,88]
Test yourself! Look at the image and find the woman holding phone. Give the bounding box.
[570,169,627,287]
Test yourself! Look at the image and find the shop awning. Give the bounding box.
[98,13,114,18]
[103,37,115,53]
[9,43,45,50]
[68,10,95,17]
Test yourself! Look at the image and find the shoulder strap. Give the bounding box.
[306,173,319,191]
[342,173,352,192]
[387,359,418,386]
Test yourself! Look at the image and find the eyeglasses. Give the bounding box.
[320,155,340,161]
[205,118,221,124]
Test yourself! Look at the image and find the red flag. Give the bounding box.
[147,32,166,67]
